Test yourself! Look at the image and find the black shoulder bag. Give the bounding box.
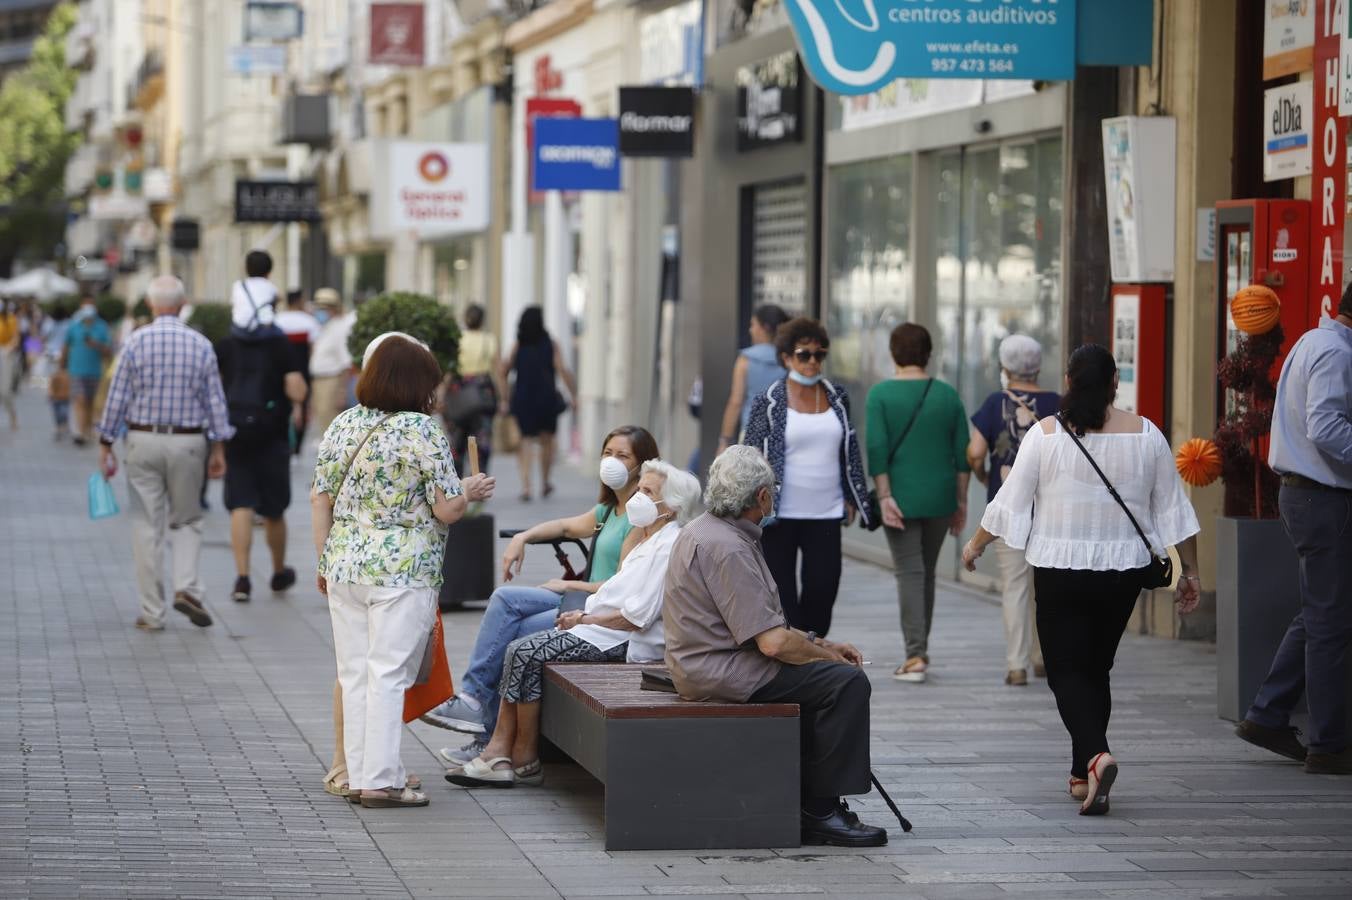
[1056,414,1173,589]
[864,379,934,531]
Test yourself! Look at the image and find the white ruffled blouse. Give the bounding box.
[980,417,1201,572]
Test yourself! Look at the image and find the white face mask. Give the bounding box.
[625,491,666,529]
[999,370,1010,389]
[599,456,633,490]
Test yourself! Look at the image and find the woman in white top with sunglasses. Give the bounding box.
[962,343,1202,817]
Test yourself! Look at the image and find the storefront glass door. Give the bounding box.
[932,135,1063,579]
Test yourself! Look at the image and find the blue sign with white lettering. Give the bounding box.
[533,117,621,193]
[784,0,1078,96]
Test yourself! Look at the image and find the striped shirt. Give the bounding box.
[97,315,235,443]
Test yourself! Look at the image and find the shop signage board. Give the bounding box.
[1263,81,1313,181]
[525,97,582,202]
[837,78,984,131]
[1102,116,1176,283]
[1265,0,1315,80]
[1313,0,1346,320]
[234,180,320,223]
[1340,0,1352,118]
[737,52,802,152]
[533,118,621,192]
[374,142,489,237]
[370,3,424,67]
[639,0,703,85]
[1111,291,1140,413]
[783,0,1076,96]
[618,87,695,157]
[227,44,286,75]
[244,2,304,42]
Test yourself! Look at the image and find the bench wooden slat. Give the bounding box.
[544,664,798,719]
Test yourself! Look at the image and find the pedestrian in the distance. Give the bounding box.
[444,303,500,474]
[308,288,354,439]
[0,300,20,431]
[501,306,576,503]
[962,343,1201,815]
[866,323,970,684]
[62,295,111,445]
[967,334,1061,686]
[312,332,495,808]
[97,276,235,631]
[217,302,308,603]
[275,290,321,455]
[718,304,789,452]
[1236,286,1352,775]
[230,250,278,335]
[743,317,872,636]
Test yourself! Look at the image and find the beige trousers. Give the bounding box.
[310,374,348,440]
[124,431,208,624]
[993,538,1043,673]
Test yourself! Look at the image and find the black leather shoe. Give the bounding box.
[800,802,887,847]
[1305,748,1352,775]
[1235,719,1306,762]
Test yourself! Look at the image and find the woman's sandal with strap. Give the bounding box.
[1067,776,1089,802]
[359,786,429,808]
[445,756,516,788]
[1079,752,1117,816]
[345,774,422,804]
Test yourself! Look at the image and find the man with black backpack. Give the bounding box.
[218,253,308,603]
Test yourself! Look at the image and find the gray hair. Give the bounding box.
[999,333,1042,379]
[147,275,187,310]
[641,459,703,526]
[704,446,774,518]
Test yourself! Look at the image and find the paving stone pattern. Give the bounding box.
[2,389,1351,899]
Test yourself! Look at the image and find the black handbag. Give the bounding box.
[1057,414,1174,589]
[864,379,934,531]
[443,374,497,425]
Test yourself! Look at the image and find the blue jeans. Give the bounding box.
[1247,485,1352,753]
[461,585,560,735]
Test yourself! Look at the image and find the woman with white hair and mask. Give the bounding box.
[312,332,495,808]
[966,334,1061,686]
[448,460,702,788]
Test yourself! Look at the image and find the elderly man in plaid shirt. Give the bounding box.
[98,275,236,631]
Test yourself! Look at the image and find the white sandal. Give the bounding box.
[445,755,516,788]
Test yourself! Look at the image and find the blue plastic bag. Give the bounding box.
[88,472,119,520]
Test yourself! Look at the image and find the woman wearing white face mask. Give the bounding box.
[742,318,873,639]
[423,426,660,765]
[449,460,703,788]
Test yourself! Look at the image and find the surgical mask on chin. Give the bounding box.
[999,370,1010,389]
[788,370,823,387]
[758,492,777,529]
[599,456,633,490]
[626,492,665,529]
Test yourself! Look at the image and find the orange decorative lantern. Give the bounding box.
[1176,437,1223,487]
[1230,285,1281,335]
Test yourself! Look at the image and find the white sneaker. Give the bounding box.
[439,739,488,767]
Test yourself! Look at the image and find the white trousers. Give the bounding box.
[993,538,1043,673]
[328,583,437,791]
[125,431,208,624]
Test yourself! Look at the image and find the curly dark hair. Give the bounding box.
[889,323,932,368]
[774,317,830,360]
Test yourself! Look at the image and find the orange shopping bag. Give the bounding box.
[403,615,454,723]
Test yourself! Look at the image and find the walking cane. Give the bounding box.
[870,772,913,833]
[467,436,480,477]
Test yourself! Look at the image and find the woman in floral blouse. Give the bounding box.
[312,332,495,808]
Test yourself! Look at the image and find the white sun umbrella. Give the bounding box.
[0,267,79,300]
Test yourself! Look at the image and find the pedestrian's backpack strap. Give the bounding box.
[333,414,395,502]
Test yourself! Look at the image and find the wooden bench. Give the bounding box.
[541,663,801,851]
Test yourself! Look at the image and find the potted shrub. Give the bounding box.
[349,293,492,611]
[1180,285,1301,721]
[95,293,126,325]
[186,301,232,346]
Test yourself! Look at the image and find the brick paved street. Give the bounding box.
[3,388,1352,899]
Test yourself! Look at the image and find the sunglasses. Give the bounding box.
[793,349,829,363]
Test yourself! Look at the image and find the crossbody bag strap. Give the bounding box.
[1004,389,1038,419]
[885,378,935,469]
[333,414,395,502]
[1055,414,1159,557]
[580,503,614,582]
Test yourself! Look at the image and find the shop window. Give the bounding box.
[744,177,808,319]
[824,155,913,411]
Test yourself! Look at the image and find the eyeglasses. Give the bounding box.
[793,349,829,363]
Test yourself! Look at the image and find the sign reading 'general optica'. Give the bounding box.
[784,0,1077,96]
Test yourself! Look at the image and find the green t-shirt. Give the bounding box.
[864,378,971,519]
[589,503,632,581]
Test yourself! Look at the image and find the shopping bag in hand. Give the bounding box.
[403,615,454,723]
[87,473,119,520]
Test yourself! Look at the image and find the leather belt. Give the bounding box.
[128,423,203,435]
[1280,473,1350,494]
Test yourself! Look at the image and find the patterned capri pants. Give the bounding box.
[501,629,627,704]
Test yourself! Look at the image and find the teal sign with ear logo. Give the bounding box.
[784,0,1078,96]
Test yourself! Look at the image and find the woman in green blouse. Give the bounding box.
[865,323,970,684]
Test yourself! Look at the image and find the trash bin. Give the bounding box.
[439,513,496,611]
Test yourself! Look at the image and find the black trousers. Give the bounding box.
[1034,567,1144,778]
[750,660,872,802]
[761,518,844,636]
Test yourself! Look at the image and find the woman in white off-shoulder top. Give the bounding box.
[961,344,1202,817]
